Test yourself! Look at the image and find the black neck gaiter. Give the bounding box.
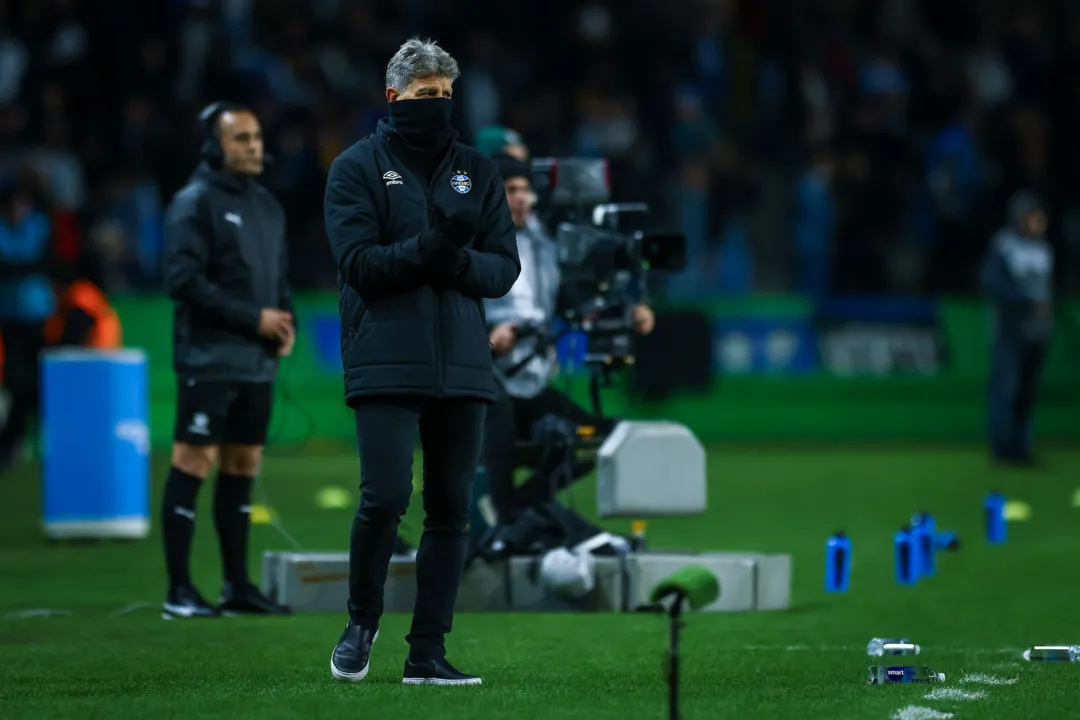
[387,98,454,158]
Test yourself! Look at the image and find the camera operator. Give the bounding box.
[482,153,654,525]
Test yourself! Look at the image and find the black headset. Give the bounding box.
[197,101,254,168]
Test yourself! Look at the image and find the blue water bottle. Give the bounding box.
[825,531,851,592]
[894,526,919,585]
[911,512,936,578]
[984,492,1006,545]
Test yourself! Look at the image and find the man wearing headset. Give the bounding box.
[159,102,293,618]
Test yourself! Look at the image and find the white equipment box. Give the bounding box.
[595,421,707,517]
[262,550,791,614]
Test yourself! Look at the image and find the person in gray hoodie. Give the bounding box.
[979,191,1053,465]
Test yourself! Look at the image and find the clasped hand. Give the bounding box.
[431,205,479,250]
[423,204,479,280]
[258,308,295,356]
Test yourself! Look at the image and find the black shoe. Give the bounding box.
[330,622,379,682]
[162,584,220,619]
[218,582,292,616]
[402,655,482,686]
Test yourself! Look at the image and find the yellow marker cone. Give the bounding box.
[315,486,352,510]
[249,504,274,525]
[1002,499,1031,522]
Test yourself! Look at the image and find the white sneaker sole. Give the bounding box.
[331,658,369,682]
[402,677,483,686]
[330,629,379,682]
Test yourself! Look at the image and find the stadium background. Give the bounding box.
[3,0,1079,443]
[32,0,1073,443]
[4,2,1080,719]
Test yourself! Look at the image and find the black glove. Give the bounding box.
[431,205,480,249]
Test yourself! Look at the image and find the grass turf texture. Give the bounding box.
[2,446,1080,720]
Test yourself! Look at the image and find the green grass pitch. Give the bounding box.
[2,445,1080,719]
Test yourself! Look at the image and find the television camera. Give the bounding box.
[503,157,686,418]
[467,159,702,572]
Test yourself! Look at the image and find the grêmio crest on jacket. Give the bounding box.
[450,170,472,194]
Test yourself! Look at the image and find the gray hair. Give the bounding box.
[385,37,460,91]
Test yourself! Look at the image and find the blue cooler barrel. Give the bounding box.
[40,349,151,540]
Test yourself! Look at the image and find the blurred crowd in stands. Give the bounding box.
[0,0,1078,303]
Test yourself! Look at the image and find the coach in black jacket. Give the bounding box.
[159,102,293,620]
[325,38,519,686]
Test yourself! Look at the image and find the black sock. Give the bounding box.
[161,466,203,591]
[214,473,254,587]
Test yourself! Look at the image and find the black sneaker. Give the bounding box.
[402,655,482,686]
[330,622,379,682]
[162,585,220,619]
[218,582,292,616]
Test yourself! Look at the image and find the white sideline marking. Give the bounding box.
[924,688,988,701]
[109,602,157,617]
[1,608,73,619]
[961,672,1018,686]
[744,644,855,652]
[742,644,1021,655]
[892,706,954,720]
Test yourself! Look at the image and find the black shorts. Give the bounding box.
[173,379,274,446]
